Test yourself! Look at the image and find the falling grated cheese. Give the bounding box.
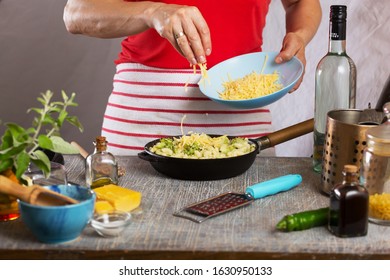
[184,63,210,91]
[180,114,187,136]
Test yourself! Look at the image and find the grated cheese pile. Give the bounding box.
[219,71,283,100]
[369,193,390,220]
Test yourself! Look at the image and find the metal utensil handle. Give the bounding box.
[245,174,302,200]
[257,118,314,150]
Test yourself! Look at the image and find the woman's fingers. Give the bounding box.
[275,32,306,92]
[174,31,198,65]
[151,4,211,65]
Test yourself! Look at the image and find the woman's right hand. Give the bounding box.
[148,4,212,66]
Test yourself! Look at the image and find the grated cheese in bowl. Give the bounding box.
[219,71,283,100]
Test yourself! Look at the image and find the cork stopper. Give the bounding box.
[95,136,107,151]
[343,164,358,173]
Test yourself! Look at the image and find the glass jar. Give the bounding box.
[23,161,68,186]
[85,136,118,189]
[0,193,20,221]
[361,102,390,225]
[0,169,20,221]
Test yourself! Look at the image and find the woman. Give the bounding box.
[63,0,321,155]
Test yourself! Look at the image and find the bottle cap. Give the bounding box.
[95,136,108,151]
[330,5,347,21]
[96,136,107,143]
[343,165,358,173]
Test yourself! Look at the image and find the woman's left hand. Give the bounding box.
[275,32,306,92]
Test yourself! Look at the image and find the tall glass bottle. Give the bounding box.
[85,136,118,189]
[313,5,356,173]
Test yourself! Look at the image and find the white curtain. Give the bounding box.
[265,0,390,156]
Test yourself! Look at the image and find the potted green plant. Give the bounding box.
[0,90,83,221]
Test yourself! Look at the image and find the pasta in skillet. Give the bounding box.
[149,133,256,159]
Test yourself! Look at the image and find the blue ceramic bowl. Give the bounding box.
[18,185,95,244]
[198,51,303,109]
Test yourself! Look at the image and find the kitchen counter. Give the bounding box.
[1,155,390,260]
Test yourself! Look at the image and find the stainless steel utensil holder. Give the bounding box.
[320,109,378,194]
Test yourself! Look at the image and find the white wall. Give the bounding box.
[265,0,390,156]
[0,0,389,156]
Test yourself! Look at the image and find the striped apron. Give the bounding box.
[102,63,274,156]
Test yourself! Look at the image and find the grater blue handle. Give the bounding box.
[245,174,302,200]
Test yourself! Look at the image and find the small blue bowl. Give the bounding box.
[18,185,95,244]
[198,51,303,109]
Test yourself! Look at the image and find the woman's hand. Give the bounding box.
[275,32,306,92]
[277,0,322,92]
[149,4,212,66]
[64,1,212,65]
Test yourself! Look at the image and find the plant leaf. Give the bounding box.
[31,150,51,176]
[38,135,54,150]
[6,123,28,143]
[0,143,28,160]
[50,136,79,154]
[57,111,68,127]
[61,90,69,102]
[15,151,31,179]
[0,129,13,150]
[66,116,84,132]
[0,158,13,173]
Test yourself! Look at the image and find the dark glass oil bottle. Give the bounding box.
[328,165,369,237]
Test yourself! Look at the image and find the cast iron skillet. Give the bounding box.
[138,119,313,180]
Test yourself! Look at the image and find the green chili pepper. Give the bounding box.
[276,207,329,232]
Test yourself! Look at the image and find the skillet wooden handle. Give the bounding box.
[259,118,314,149]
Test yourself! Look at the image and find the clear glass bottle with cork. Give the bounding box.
[328,164,369,237]
[361,102,390,225]
[85,136,118,189]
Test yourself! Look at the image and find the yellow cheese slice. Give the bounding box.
[94,184,142,212]
[94,200,115,214]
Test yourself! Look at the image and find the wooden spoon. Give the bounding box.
[0,175,78,206]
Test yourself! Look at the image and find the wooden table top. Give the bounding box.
[1,155,390,260]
